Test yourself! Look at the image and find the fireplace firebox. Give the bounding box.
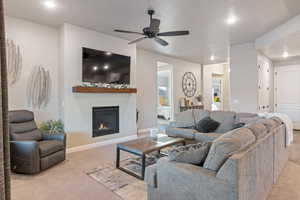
[92,106,119,137]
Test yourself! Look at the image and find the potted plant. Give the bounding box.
[39,120,64,134]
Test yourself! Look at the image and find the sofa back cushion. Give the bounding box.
[174,110,209,128]
[203,127,256,171]
[258,118,278,132]
[210,111,236,133]
[245,122,268,140]
[9,110,42,141]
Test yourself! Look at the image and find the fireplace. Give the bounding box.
[92,106,119,137]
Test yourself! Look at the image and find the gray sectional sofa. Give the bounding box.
[145,110,289,200]
[166,110,260,142]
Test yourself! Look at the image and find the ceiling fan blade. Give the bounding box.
[114,29,144,35]
[128,37,147,44]
[154,37,168,46]
[157,31,190,36]
[150,18,160,33]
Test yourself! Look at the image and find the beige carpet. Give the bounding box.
[267,131,300,200]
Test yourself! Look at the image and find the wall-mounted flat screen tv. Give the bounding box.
[82,47,131,84]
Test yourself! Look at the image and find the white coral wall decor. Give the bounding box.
[27,66,52,109]
[6,39,22,86]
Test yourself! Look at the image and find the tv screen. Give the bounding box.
[82,47,131,84]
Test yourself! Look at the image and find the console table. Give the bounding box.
[180,105,204,112]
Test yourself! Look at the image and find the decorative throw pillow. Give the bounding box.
[232,122,245,129]
[168,142,210,165]
[195,116,220,133]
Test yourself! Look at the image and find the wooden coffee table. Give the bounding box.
[116,134,185,180]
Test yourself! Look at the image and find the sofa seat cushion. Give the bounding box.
[168,142,210,165]
[195,132,221,142]
[203,127,256,171]
[39,140,64,158]
[245,122,268,140]
[210,111,236,133]
[165,127,198,140]
[195,116,220,133]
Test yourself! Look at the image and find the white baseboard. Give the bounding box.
[66,134,138,154]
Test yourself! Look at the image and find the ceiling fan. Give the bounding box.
[114,9,190,46]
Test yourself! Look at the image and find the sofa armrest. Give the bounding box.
[10,141,40,174]
[166,127,197,140]
[156,157,235,200]
[145,164,157,188]
[42,132,66,147]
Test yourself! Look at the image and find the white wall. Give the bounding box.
[136,49,202,130]
[230,43,258,113]
[5,16,60,123]
[60,24,137,148]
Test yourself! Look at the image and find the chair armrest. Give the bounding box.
[10,141,40,174]
[156,157,235,200]
[42,132,66,143]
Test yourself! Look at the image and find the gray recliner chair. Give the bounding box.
[9,110,66,174]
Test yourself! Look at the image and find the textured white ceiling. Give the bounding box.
[4,0,300,64]
[260,31,300,61]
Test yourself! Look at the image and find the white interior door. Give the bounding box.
[258,59,271,112]
[275,65,300,129]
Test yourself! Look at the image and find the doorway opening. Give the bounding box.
[157,61,173,128]
[211,75,224,111]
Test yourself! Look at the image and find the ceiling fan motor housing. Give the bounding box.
[148,9,155,16]
[143,27,156,38]
[114,9,189,46]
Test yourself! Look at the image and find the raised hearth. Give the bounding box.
[93,106,119,137]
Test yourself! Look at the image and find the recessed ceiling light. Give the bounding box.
[93,66,98,71]
[227,14,237,25]
[282,51,289,58]
[44,1,56,9]
[210,55,215,61]
[106,52,112,56]
[103,65,109,70]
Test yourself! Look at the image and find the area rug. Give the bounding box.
[86,156,159,200]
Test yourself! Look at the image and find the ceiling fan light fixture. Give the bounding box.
[227,14,237,25]
[282,51,289,58]
[44,1,56,9]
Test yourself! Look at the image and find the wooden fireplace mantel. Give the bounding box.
[72,86,137,94]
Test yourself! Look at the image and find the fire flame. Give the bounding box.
[98,123,109,130]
